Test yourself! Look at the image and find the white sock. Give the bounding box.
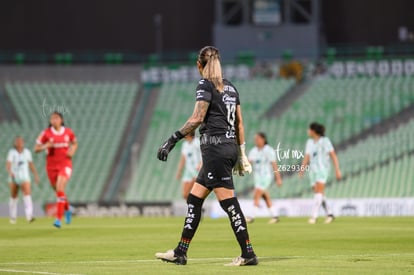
[268,206,278,218]
[23,195,33,221]
[252,206,260,218]
[9,197,18,220]
[311,193,323,219]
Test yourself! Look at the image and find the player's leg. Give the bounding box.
[247,187,263,223]
[216,187,258,266]
[54,167,72,228]
[54,175,68,228]
[214,142,257,266]
[47,169,60,228]
[263,191,279,224]
[182,180,194,200]
[21,182,34,222]
[309,182,324,224]
[175,183,209,256]
[156,182,209,265]
[9,182,19,224]
[62,167,73,225]
[322,194,335,224]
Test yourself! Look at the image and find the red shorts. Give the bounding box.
[47,166,72,186]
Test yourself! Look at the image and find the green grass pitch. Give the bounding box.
[0,217,413,274]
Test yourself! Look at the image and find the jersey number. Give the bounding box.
[226,104,236,127]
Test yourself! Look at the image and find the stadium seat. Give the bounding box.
[0,82,139,203]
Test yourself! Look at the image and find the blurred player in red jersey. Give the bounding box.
[34,112,78,228]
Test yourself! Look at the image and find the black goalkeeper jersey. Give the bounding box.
[195,78,240,138]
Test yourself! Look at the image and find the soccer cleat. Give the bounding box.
[155,249,187,265]
[245,217,255,224]
[28,217,36,223]
[324,214,335,224]
[65,209,72,224]
[224,256,259,266]
[9,219,16,225]
[308,218,317,224]
[53,219,61,228]
[268,217,280,224]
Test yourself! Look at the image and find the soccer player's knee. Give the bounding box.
[187,193,204,207]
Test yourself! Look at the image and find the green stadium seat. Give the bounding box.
[0,82,139,203]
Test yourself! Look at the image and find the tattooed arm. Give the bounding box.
[157,100,209,161]
[179,101,210,136]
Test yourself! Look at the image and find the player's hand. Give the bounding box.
[232,162,243,176]
[157,131,184,162]
[66,151,75,159]
[335,169,342,180]
[233,144,252,176]
[275,177,282,187]
[240,155,252,175]
[44,141,53,149]
[298,170,304,178]
[157,138,177,162]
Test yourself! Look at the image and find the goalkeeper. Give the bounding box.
[156,46,258,267]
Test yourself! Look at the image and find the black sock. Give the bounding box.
[174,193,204,256]
[220,197,255,259]
[322,200,327,213]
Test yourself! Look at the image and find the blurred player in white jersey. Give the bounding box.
[247,132,282,224]
[299,122,341,224]
[6,136,40,224]
[176,131,202,199]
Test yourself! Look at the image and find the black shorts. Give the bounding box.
[196,137,238,190]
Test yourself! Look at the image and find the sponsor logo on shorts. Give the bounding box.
[207,172,214,179]
[201,135,222,145]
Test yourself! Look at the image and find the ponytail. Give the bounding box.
[198,46,224,92]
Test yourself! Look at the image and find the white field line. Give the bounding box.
[0,268,85,275]
[0,253,413,266]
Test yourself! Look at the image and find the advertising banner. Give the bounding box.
[328,59,414,78]
[43,202,173,217]
[210,198,414,218]
[142,64,250,84]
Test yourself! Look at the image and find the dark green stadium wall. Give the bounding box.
[1,0,413,54]
[0,1,214,54]
[321,0,414,45]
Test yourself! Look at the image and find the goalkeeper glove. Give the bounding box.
[233,143,252,176]
[157,131,184,161]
